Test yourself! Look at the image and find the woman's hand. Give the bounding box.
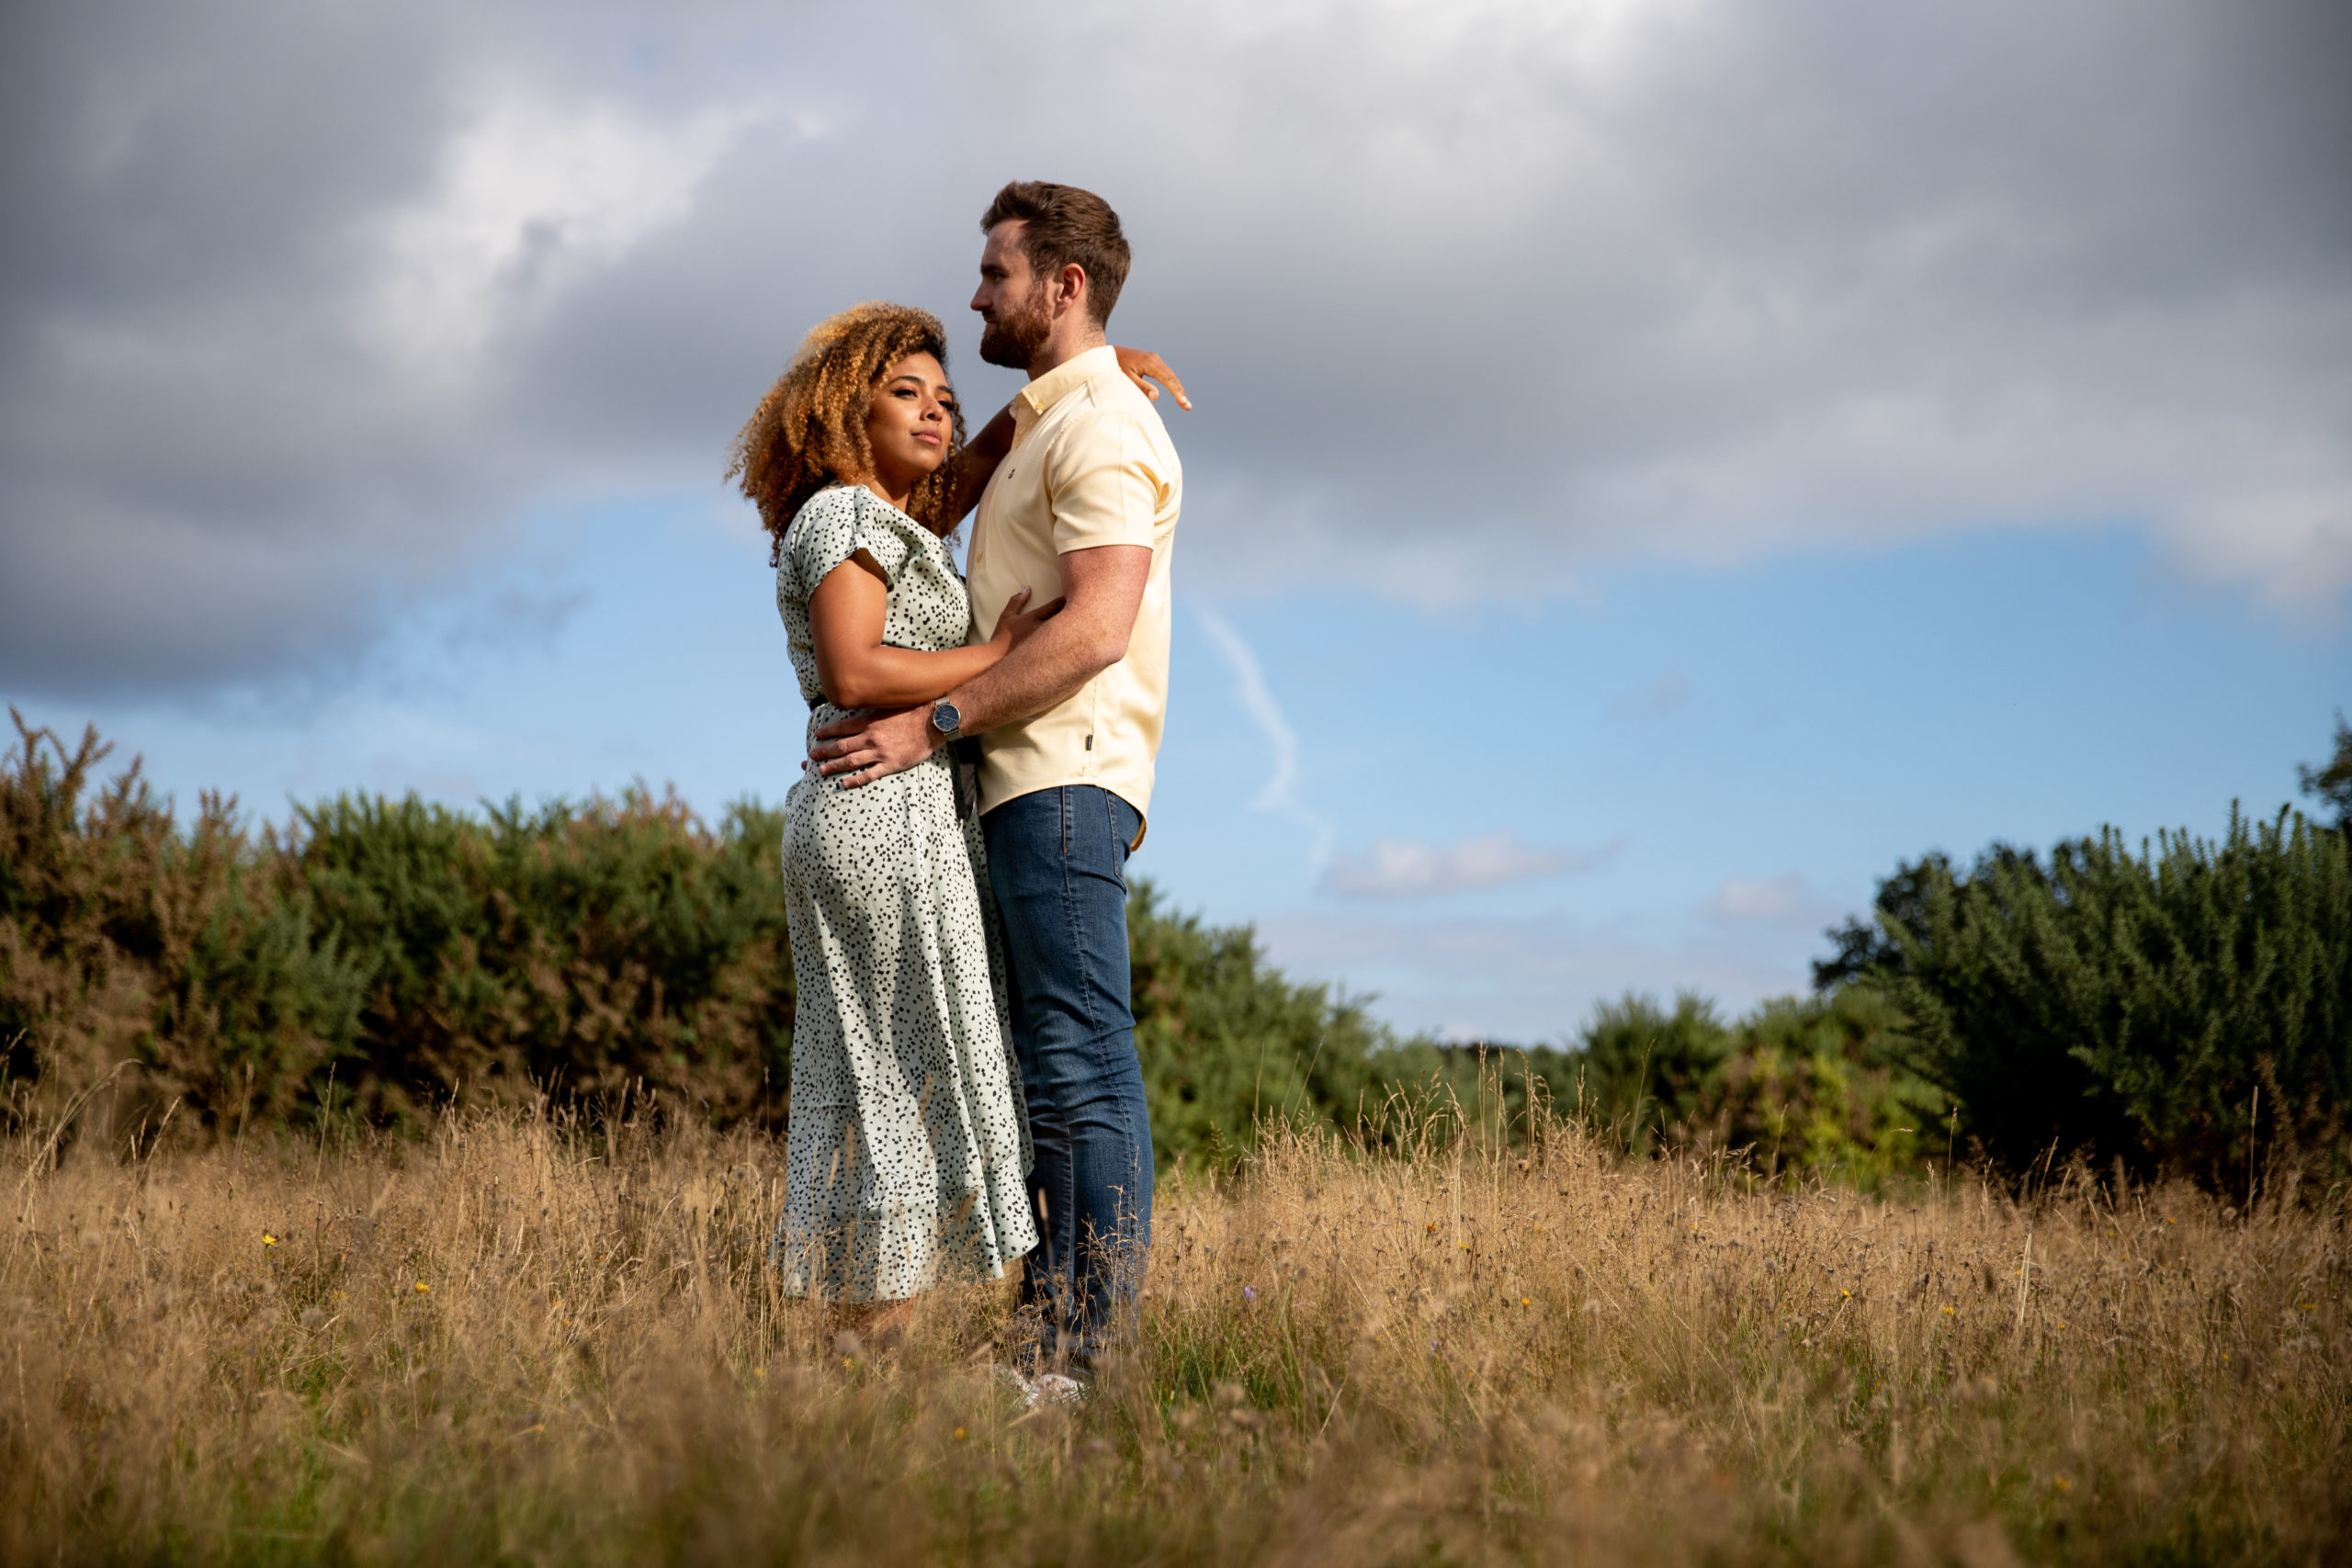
[1114,347,1192,410]
[988,586,1066,653]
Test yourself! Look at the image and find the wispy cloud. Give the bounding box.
[1257,907,1811,1042]
[1194,606,1334,866]
[1700,873,1825,927]
[1612,671,1691,720]
[1320,830,1623,900]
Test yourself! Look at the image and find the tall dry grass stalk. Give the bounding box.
[5,1089,2346,1564]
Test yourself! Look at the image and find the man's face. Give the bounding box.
[973,220,1052,370]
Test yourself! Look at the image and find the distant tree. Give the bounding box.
[1569,991,1730,1151]
[2300,710,2352,832]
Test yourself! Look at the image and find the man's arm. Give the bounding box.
[809,544,1150,785]
[947,543,1148,732]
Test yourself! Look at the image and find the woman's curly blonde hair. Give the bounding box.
[727,302,967,564]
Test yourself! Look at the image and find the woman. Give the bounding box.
[728,303,1178,1314]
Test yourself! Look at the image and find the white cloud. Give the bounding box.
[1320,830,1622,900]
[362,94,765,381]
[1700,873,1823,926]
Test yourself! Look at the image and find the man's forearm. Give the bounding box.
[810,548,1147,785]
[947,615,1115,736]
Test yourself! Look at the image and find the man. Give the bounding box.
[810,182,1183,1376]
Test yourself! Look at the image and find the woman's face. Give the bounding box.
[863,352,956,488]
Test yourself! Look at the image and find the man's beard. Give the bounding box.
[978,283,1052,369]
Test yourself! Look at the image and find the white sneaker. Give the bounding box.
[1031,1371,1084,1407]
[994,1364,1085,1411]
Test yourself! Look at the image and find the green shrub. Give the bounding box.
[1506,987,1943,1187]
[289,789,795,1128]
[1826,807,2351,1187]
[1127,882,1398,1170]
[1,712,366,1133]
[3,715,795,1136]
[1696,987,1947,1189]
[1566,990,1731,1151]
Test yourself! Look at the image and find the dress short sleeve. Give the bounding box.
[785,487,912,603]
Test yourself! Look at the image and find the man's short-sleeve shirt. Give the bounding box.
[965,344,1182,843]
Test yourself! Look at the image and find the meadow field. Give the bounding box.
[6,1088,2346,1566]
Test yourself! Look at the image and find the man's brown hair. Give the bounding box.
[980,181,1132,326]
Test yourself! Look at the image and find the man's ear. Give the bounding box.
[1052,261,1089,319]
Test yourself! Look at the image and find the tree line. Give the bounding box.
[6,711,2346,1192]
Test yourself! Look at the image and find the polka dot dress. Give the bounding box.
[772,485,1037,1301]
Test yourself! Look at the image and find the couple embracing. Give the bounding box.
[728,182,1186,1391]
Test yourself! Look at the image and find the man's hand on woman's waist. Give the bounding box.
[809,705,944,787]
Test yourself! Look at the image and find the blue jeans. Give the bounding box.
[981,784,1153,1367]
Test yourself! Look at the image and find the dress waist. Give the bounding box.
[789,708,953,808]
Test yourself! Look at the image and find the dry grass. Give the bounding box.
[5,1093,2346,1566]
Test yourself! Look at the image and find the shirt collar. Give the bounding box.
[1014,344,1118,429]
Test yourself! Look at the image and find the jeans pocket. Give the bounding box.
[1107,795,1138,891]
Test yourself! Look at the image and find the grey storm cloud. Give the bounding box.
[4,0,2348,695]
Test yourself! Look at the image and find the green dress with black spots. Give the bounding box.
[773,485,1038,1301]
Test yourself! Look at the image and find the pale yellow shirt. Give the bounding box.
[965,344,1182,844]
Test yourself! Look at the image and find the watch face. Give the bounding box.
[935,700,960,735]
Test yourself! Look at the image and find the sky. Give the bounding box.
[4,0,2348,1041]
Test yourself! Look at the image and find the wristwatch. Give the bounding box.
[931,698,963,743]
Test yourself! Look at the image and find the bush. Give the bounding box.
[1522,987,1942,1187]
[1825,807,2351,1187]
[289,790,795,1128]
[1696,987,1947,1189]
[1127,882,1398,1170]
[1,713,366,1134]
[1568,990,1731,1151]
[2,714,794,1137]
